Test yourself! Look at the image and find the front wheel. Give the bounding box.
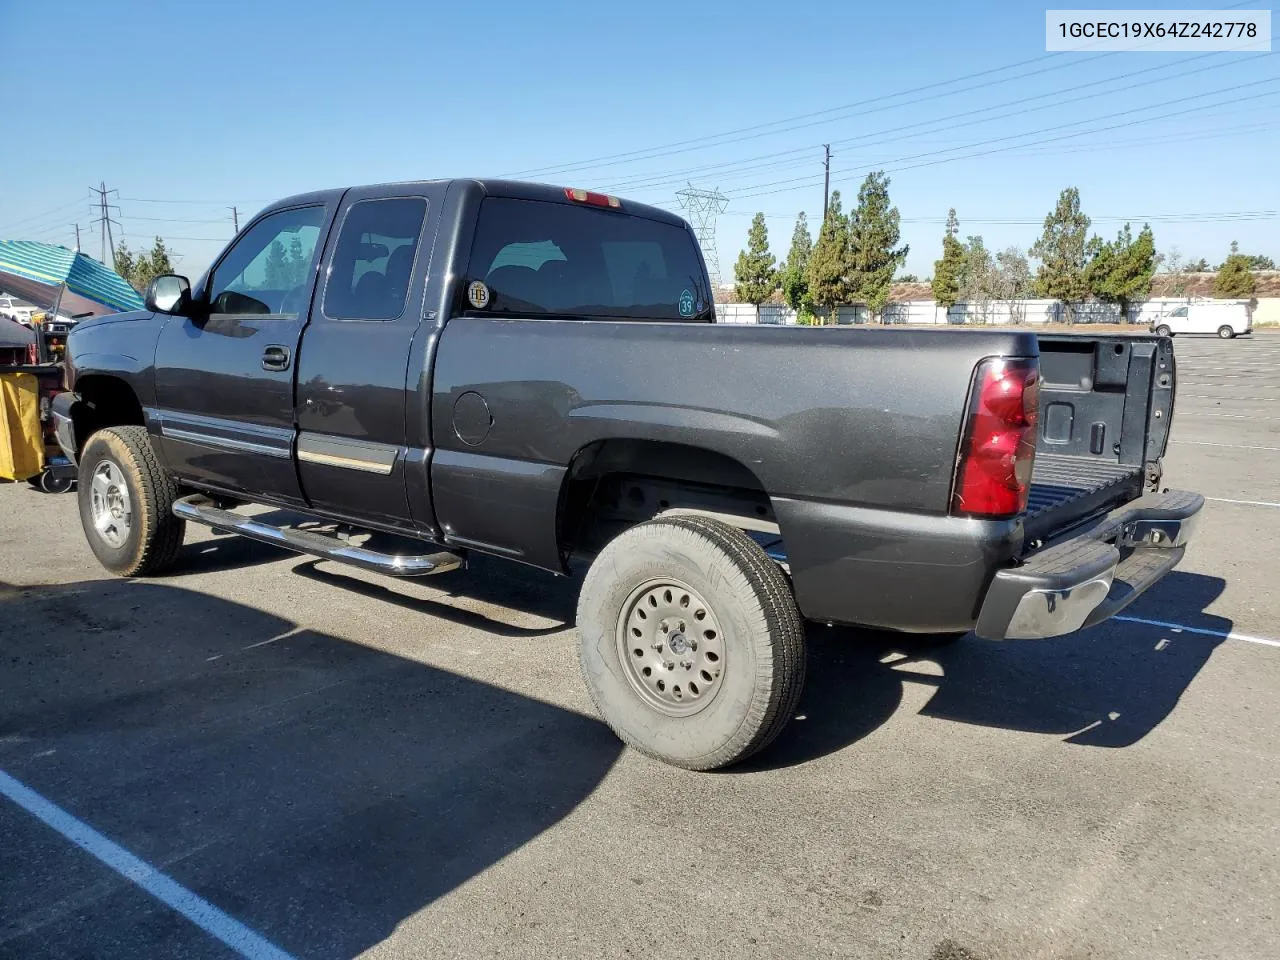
[577,516,806,770]
[1218,325,1235,339]
[77,426,185,576]
[1155,324,1172,337]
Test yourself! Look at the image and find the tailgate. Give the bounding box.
[1025,334,1175,543]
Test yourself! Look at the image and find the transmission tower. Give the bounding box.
[676,184,729,288]
[90,181,121,271]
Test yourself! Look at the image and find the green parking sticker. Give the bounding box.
[679,289,695,317]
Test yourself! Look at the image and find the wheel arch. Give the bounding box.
[556,437,782,563]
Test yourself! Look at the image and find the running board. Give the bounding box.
[172,495,464,577]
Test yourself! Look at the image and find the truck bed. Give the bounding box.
[1025,455,1143,542]
[1024,334,1174,544]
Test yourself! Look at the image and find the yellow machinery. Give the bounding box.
[0,371,44,481]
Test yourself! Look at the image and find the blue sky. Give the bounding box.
[1,0,1276,281]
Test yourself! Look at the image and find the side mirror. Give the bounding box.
[145,274,191,315]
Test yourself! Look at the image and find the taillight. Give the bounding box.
[951,357,1040,518]
[564,187,622,209]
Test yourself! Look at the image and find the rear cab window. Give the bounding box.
[462,197,712,321]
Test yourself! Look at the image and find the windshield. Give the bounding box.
[464,198,712,321]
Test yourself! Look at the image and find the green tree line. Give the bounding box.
[734,182,1266,321]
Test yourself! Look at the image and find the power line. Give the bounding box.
[605,49,1263,196]
[504,53,1092,179]
[0,196,90,234]
[505,0,1264,182]
[726,78,1280,202]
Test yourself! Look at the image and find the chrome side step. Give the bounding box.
[173,495,464,577]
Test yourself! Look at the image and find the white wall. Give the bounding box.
[716,297,1267,327]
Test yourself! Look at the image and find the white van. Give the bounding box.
[1151,300,1252,339]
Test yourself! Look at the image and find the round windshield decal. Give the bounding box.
[467,280,490,309]
[678,289,695,317]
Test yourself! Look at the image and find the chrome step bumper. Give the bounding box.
[975,489,1203,640]
[173,495,464,577]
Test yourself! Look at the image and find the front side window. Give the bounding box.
[323,198,428,321]
[1169,307,1189,318]
[208,206,326,317]
[464,198,712,321]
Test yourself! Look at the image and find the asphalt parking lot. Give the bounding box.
[2,331,1278,960]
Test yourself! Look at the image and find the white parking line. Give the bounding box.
[1183,394,1280,402]
[1179,413,1280,421]
[0,770,295,960]
[1180,440,1280,452]
[1114,616,1280,649]
[1206,496,1280,508]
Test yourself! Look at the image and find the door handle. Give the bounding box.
[262,345,291,371]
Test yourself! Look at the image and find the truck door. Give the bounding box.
[295,184,441,530]
[152,200,339,501]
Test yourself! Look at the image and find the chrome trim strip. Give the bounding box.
[297,448,394,475]
[162,427,290,459]
[296,434,399,475]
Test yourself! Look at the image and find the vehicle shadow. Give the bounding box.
[0,578,621,960]
[288,553,577,640]
[747,570,1231,770]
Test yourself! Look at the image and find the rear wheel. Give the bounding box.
[1217,325,1235,339]
[577,516,806,770]
[77,426,185,576]
[1155,324,1172,337]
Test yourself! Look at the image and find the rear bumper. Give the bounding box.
[975,489,1203,640]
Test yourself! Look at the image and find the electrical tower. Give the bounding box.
[90,182,122,271]
[676,184,729,288]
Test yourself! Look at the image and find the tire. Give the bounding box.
[577,516,806,771]
[77,425,185,576]
[38,470,74,494]
[1155,325,1172,337]
[1217,325,1235,339]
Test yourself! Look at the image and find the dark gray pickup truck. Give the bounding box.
[54,179,1202,769]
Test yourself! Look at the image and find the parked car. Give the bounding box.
[1152,300,1252,339]
[52,179,1203,769]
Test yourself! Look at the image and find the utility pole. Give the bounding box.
[74,223,81,252]
[229,206,239,233]
[822,145,831,224]
[90,181,121,271]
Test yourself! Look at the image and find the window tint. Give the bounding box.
[324,198,428,321]
[208,206,325,317]
[1170,307,1189,317]
[466,198,711,321]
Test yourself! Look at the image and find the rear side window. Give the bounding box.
[324,198,428,321]
[464,198,712,321]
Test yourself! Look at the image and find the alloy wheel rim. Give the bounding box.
[89,459,132,548]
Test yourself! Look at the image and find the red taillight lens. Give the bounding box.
[951,358,1040,518]
[564,187,622,209]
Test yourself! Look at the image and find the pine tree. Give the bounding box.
[806,190,850,320]
[1215,246,1258,299]
[1030,187,1091,322]
[932,208,964,309]
[733,213,779,307]
[264,240,290,289]
[848,172,908,322]
[960,235,995,322]
[113,242,138,290]
[1085,223,1156,316]
[779,212,813,314]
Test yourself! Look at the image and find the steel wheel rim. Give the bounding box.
[616,578,727,717]
[89,459,132,548]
